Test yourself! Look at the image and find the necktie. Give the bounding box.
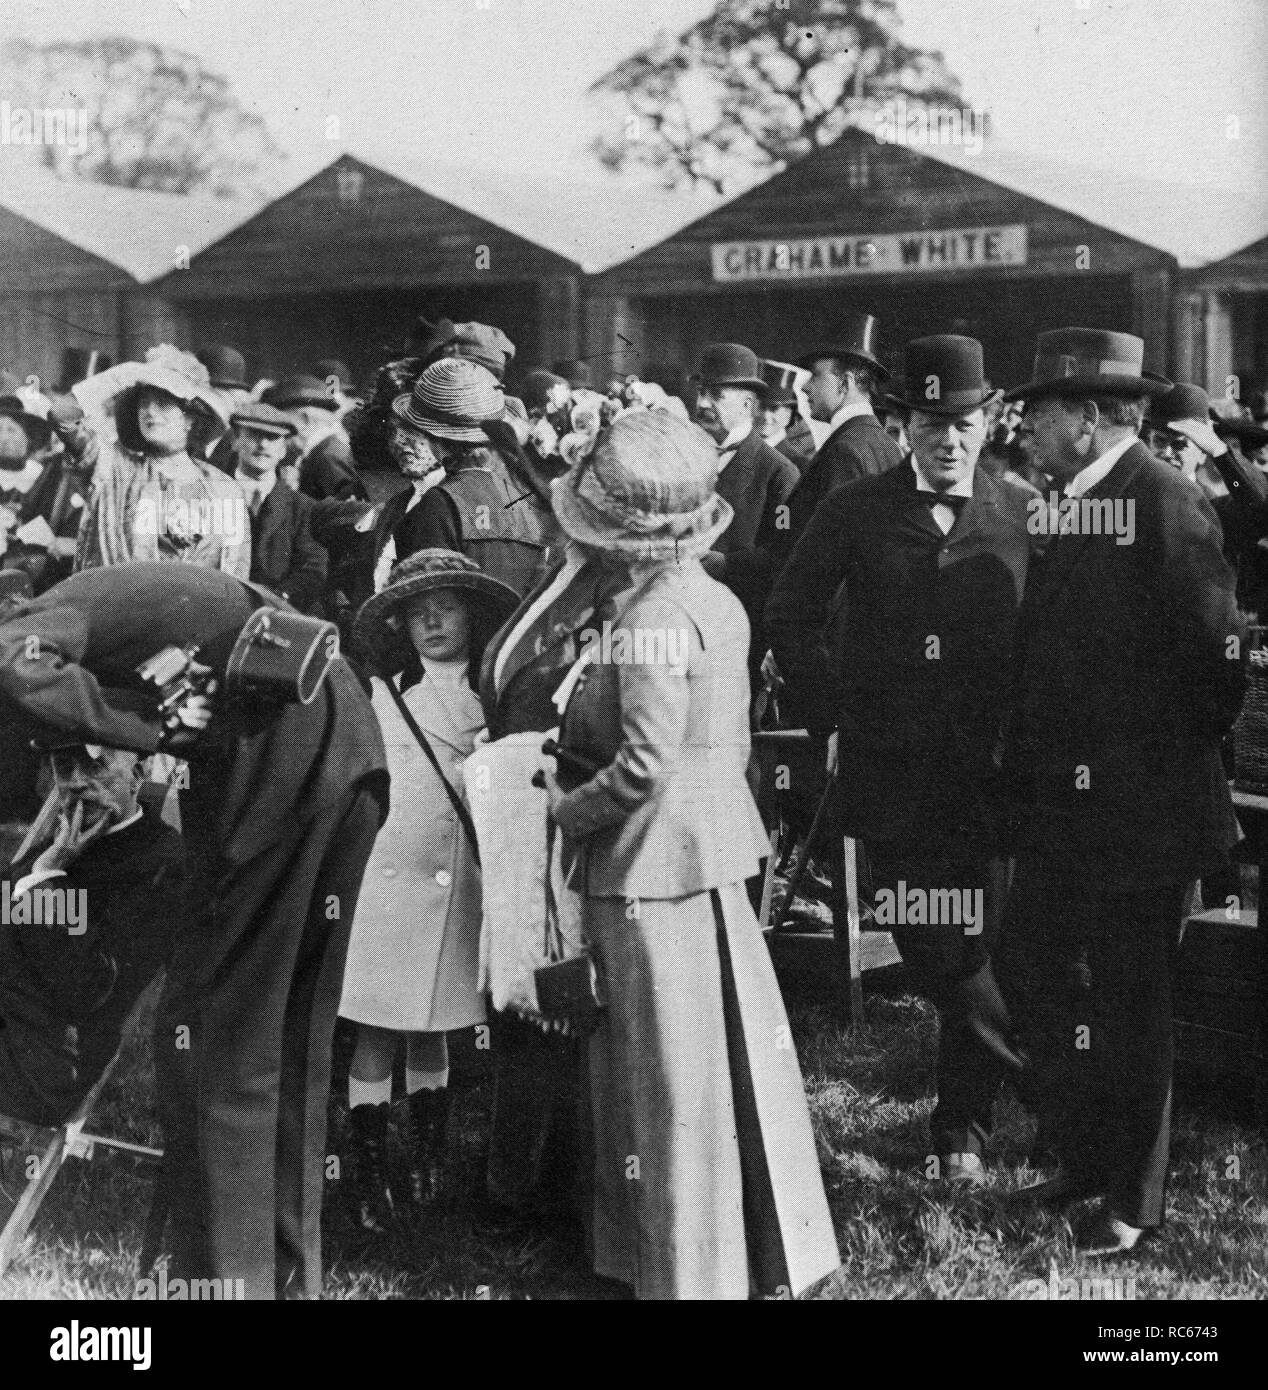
[921,491,967,513]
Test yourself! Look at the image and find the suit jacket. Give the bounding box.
[0,808,184,1126]
[712,427,799,640]
[552,561,769,898]
[0,562,389,864]
[767,461,1033,845]
[778,411,904,565]
[247,478,328,614]
[1001,441,1246,890]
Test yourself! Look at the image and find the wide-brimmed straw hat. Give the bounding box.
[75,346,230,454]
[392,358,505,442]
[550,410,733,562]
[353,548,521,674]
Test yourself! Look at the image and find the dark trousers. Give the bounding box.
[995,859,1187,1228]
[486,1011,584,1213]
[157,786,380,1299]
[866,844,1005,1157]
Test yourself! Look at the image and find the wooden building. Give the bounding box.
[1180,234,1268,408]
[0,166,245,389]
[157,154,586,387]
[585,128,1191,391]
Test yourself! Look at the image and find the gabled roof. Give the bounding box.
[0,162,259,284]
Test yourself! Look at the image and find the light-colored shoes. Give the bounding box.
[1076,1208,1147,1257]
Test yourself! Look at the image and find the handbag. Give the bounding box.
[384,676,481,867]
[533,819,603,1035]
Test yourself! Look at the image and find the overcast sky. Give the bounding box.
[6,0,1266,197]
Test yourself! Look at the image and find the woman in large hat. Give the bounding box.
[339,549,519,1229]
[72,345,247,577]
[539,409,839,1299]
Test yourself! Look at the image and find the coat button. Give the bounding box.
[434,869,452,887]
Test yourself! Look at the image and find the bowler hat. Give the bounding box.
[760,360,802,408]
[196,344,249,391]
[1005,328,1171,402]
[392,358,505,441]
[695,343,767,394]
[353,548,520,675]
[886,335,1000,417]
[553,359,593,390]
[798,312,889,380]
[0,393,54,449]
[263,375,340,411]
[1146,383,1211,431]
[231,401,297,437]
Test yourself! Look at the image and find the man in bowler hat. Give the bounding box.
[997,328,1246,1254]
[768,335,1034,1182]
[0,562,388,1296]
[692,343,798,664]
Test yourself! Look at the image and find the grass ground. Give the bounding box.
[2,966,1264,1301]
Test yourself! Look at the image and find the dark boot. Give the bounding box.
[403,1086,452,1207]
[345,1102,394,1233]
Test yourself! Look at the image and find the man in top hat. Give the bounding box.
[768,335,1035,1182]
[692,343,798,665]
[780,313,904,555]
[231,402,328,615]
[758,360,816,474]
[263,375,367,504]
[996,328,1245,1254]
[0,561,389,1297]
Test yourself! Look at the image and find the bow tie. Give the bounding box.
[920,490,967,512]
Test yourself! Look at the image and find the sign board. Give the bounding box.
[710,225,1028,282]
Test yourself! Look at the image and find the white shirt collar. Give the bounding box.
[1065,433,1138,498]
[911,456,974,499]
[827,400,875,432]
[106,807,145,836]
[718,420,752,453]
[236,469,278,504]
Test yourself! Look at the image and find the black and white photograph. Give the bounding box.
[0,0,1265,1349]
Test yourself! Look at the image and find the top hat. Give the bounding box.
[760,360,803,407]
[695,343,767,394]
[0,393,54,449]
[231,401,297,437]
[1146,383,1211,431]
[353,548,521,675]
[392,358,505,441]
[553,359,593,390]
[263,375,340,412]
[196,345,249,391]
[444,323,515,381]
[1005,328,1171,402]
[797,312,889,380]
[886,335,1000,417]
[550,410,733,562]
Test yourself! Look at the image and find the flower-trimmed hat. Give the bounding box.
[81,345,230,455]
[550,409,733,562]
[353,548,521,675]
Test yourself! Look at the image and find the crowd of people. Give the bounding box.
[1,303,1266,1298]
